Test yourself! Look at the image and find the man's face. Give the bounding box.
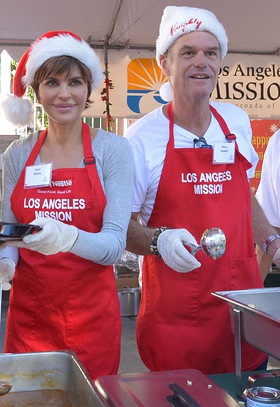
[161,31,222,103]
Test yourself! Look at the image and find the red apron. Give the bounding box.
[137,104,266,374]
[6,123,121,380]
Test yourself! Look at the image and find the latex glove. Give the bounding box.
[0,257,15,291]
[157,228,201,273]
[273,248,280,268]
[7,218,78,255]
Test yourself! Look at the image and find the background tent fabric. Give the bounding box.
[0,0,279,59]
[1,0,280,120]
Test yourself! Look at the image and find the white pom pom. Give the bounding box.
[0,94,33,126]
[159,82,174,102]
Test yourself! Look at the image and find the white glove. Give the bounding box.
[273,248,280,268]
[6,218,78,255]
[157,228,201,273]
[0,257,15,291]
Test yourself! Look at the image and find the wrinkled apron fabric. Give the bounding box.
[6,123,121,380]
[137,104,266,374]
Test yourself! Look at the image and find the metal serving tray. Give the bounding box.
[212,287,280,360]
[0,350,104,406]
[212,287,280,396]
[94,369,241,407]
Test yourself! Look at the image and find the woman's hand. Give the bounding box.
[0,257,15,290]
[6,218,78,255]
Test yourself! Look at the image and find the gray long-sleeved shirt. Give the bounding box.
[1,128,134,265]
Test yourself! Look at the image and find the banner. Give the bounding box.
[213,54,280,119]
[87,50,280,119]
[88,50,164,118]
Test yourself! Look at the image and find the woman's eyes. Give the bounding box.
[45,79,83,86]
[45,80,58,86]
[70,79,83,86]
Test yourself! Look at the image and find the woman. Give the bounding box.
[0,31,133,380]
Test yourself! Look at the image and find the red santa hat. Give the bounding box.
[156,6,228,102]
[1,30,104,126]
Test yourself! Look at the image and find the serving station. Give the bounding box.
[93,368,241,407]
[0,287,279,405]
[91,287,280,406]
[0,351,104,406]
[212,287,280,397]
[94,287,280,406]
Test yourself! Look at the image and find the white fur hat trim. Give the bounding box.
[1,94,33,126]
[23,33,104,90]
[159,82,174,102]
[156,6,228,65]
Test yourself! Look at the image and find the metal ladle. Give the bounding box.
[187,227,226,260]
[0,380,12,396]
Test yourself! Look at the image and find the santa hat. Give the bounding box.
[156,6,228,102]
[1,30,104,126]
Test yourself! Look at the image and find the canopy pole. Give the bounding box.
[102,0,124,131]
[103,45,114,131]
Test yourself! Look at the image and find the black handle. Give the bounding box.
[166,383,202,407]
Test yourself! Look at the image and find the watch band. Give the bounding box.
[150,226,170,257]
[262,234,280,253]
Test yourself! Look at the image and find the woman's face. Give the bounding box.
[37,66,88,124]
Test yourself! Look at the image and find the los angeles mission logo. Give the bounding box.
[23,178,84,222]
[181,170,232,194]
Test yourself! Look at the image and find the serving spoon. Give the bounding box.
[186,227,226,260]
[0,380,12,396]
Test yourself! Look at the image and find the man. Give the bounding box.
[255,130,280,279]
[125,6,280,375]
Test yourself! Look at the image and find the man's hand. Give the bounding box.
[157,228,201,273]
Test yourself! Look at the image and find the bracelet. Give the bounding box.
[262,234,280,253]
[150,226,170,257]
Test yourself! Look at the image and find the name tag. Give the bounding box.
[24,162,53,188]
[213,142,235,164]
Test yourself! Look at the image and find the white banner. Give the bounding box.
[85,50,280,119]
[87,49,161,119]
[212,53,280,119]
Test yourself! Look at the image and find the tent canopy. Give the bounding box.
[1,0,279,122]
[0,0,279,62]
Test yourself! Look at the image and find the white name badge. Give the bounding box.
[212,142,235,164]
[24,162,53,188]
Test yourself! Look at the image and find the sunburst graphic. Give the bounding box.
[127,58,167,114]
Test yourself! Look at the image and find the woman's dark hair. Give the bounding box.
[31,55,93,109]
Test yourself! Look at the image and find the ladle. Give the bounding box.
[187,227,226,260]
[0,380,12,396]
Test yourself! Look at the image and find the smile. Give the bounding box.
[54,104,75,108]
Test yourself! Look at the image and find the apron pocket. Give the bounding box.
[229,255,263,290]
[66,276,120,347]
